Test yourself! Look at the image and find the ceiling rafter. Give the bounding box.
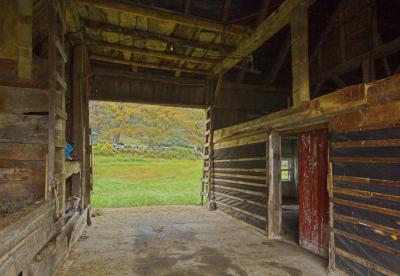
[77,0,251,36]
[87,39,220,65]
[83,20,235,53]
[90,54,211,75]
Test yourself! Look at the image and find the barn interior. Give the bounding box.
[1,0,400,275]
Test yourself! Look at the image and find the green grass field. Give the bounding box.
[92,155,203,208]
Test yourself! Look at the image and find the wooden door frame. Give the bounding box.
[267,123,330,240]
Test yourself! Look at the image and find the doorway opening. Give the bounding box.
[269,127,330,259]
[89,101,205,208]
[281,136,300,244]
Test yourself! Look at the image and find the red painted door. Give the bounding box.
[299,129,329,257]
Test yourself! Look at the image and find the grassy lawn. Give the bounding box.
[92,155,203,208]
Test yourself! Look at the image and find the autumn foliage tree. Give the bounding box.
[89,101,205,149]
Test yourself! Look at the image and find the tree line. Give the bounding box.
[89,101,205,149]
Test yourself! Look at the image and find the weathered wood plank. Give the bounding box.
[0,114,47,143]
[291,6,309,105]
[0,86,48,114]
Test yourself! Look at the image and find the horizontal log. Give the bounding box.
[0,114,48,143]
[83,20,234,53]
[214,177,267,188]
[334,213,400,236]
[331,139,400,149]
[332,175,400,188]
[213,157,266,163]
[0,143,47,161]
[334,228,400,256]
[333,187,400,202]
[333,198,400,218]
[214,82,367,141]
[335,248,397,276]
[88,39,220,65]
[213,191,267,208]
[331,157,400,164]
[214,131,268,149]
[213,168,267,173]
[214,183,267,197]
[90,54,211,75]
[215,200,266,221]
[93,68,206,86]
[213,172,266,181]
[78,0,250,35]
[0,86,48,114]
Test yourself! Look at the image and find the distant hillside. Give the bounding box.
[89,101,205,149]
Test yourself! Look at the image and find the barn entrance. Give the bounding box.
[88,101,204,208]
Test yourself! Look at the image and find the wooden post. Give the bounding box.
[72,46,84,205]
[268,131,281,238]
[291,6,310,105]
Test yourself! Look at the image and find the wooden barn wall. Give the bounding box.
[0,86,48,201]
[211,131,268,231]
[329,90,400,276]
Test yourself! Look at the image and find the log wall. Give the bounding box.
[329,78,400,275]
[0,86,48,201]
[211,131,268,231]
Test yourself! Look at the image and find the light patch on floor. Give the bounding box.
[57,206,327,276]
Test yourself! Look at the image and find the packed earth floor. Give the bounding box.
[57,206,327,276]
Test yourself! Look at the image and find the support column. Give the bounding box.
[291,7,310,105]
[267,131,281,238]
[72,45,86,210]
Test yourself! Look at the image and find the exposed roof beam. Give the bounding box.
[314,36,400,85]
[93,67,206,86]
[90,54,211,75]
[92,67,286,94]
[87,39,220,65]
[77,0,250,36]
[83,20,235,53]
[213,0,315,75]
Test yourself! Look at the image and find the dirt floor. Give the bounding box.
[57,206,327,276]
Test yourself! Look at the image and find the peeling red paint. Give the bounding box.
[299,129,329,258]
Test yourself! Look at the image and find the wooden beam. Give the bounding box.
[93,67,206,86]
[291,6,310,105]
[77,0,250,36]
[90,54,211,75]
[314,36,400,85]
[87,39,220,65]
[214,73,224,102]
[213,0,315,74]
[83,20,234,53]
[92,67,286,94]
